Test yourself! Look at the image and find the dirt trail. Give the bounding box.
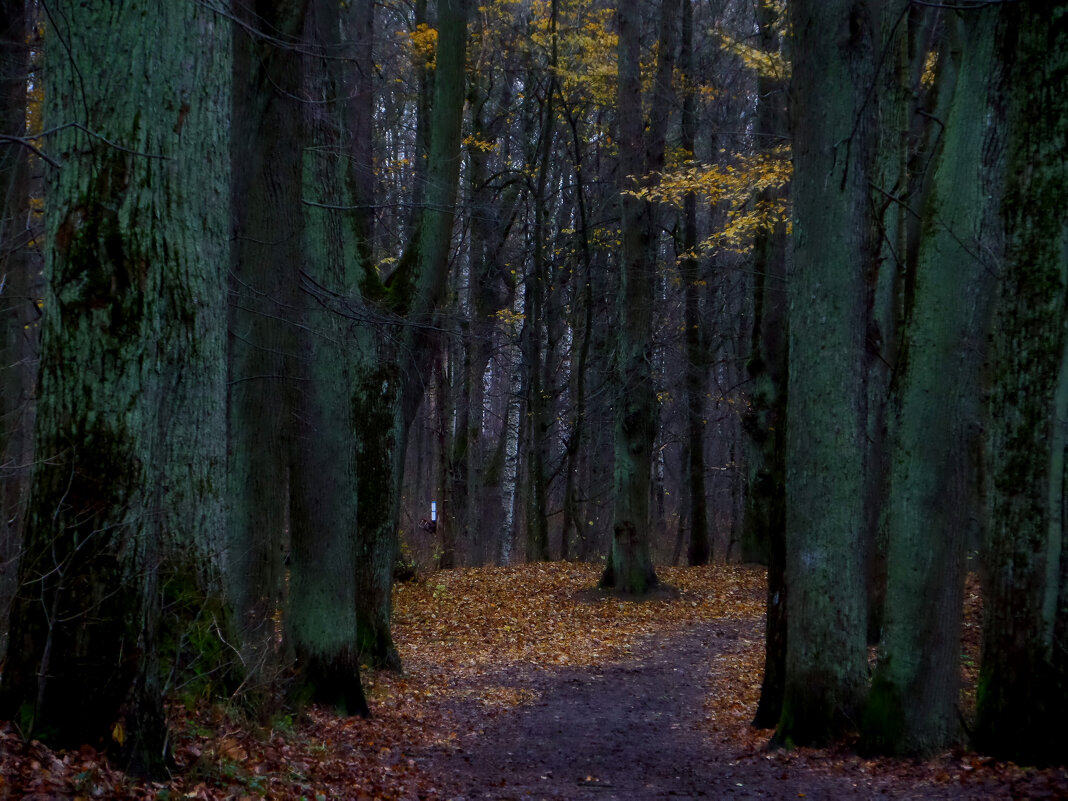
[414,621,1016,801]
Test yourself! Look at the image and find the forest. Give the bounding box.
[0,0,1066,797]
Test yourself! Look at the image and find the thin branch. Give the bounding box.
[0,134,62,168]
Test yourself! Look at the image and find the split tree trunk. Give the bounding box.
[864,5,1003,756]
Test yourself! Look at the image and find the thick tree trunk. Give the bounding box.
[976,1,1068,766]
[863,6,1002,756]
[776,0,876,747]
[227,0,305,700]
[352,352,405,669]
[286,0,369,716]
[0,2,229,776]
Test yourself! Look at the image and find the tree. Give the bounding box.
[0,1,230,776]
[976,0,1068,766]
[521,0,560,562]
[678,0,711,568]
[351,0,469,667]
[227,0,306,704]
[0,0,33,658]
[601,0,678,594]
[775,0,876,747]
[863,4,1003,756]
[745,0,790,728]
[286,0,370,716]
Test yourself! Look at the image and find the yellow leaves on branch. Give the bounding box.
[714,0,789,80]
[405,23,438,69]
[715,31,789,80]
[528,2,618,108]
[625,147,792,254]
[463,134,496,153]
[493,307,525,327]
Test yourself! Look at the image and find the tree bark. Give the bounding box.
[0,0,32,660]
[747,0,789,726]
[227,0,306,703]
[863,5,1002,756]
[602,0,678,594]
[0,1,230,776]
[776,0,876,747]
[976,0,1068,766]
[353,0,469,666]
[286,0,370,717]
[678,0,710,569]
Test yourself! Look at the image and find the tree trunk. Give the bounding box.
[524,34,558,562]
[679,0,710,569]
[602,0,678,594]
[863,5,1002,756]
[353,0,469,666]
[976,1,1068,766]
[227,0,306,703]
[0,0,32,660]
[776,0,876,747]
[0,1,229,776]
[746,0,789,723]
[559,109,595,562]
[286,0,369,717]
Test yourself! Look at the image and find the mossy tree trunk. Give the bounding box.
[0,1,229,776]
[285,0,370,717]
[352,0,468,667]
[976,0,1068,766]
[863,5,1003,757]
[227,0,306,702]
[860,0,910,649]
[776,0,876,748]
[602,0,678,594]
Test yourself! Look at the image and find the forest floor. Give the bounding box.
[3,563,1068,799]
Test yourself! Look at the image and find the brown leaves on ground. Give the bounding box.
[1,563,1065,799]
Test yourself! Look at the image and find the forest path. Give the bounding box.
[413,619,1008,801]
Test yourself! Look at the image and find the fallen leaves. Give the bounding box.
[0,562,1065,799]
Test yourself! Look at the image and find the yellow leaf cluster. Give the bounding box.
[533,4,618,109]
[405,23,438,69]
[625,147,792,254]
[921,49,939,89]
[494,307,525,327]
[714,1,790,81]
[463,135,496,153]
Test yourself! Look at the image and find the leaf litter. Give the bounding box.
[1,563,1065,798]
